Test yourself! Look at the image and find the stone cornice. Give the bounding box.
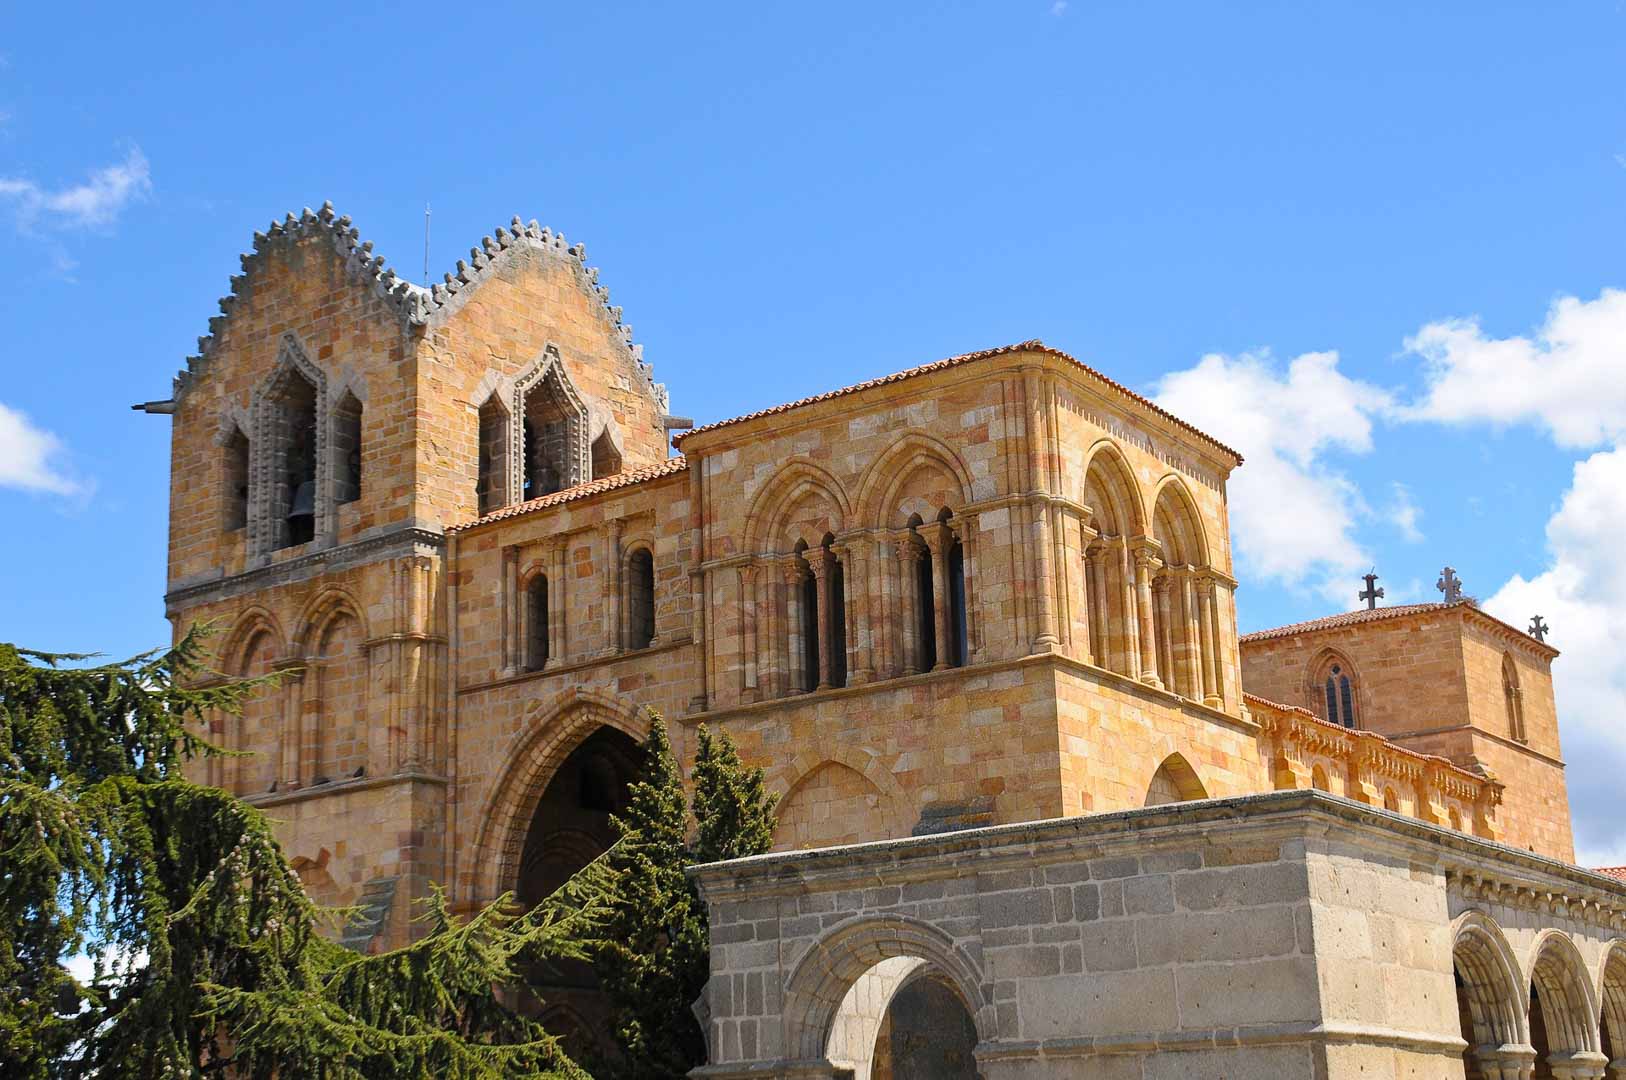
[688,790,1626,919]
[165,526,444,612]
[244,769,449,810]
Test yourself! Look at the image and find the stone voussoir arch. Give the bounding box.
[1148,471,1211,568]
[742,458,854,555]
[782,912,995,1061]
[767,743,904,807]
[217,605,287,673]
[1079,437,1148,536]
[853,432,975,528]
[467,688,652,904]
[291,584,369,657]
[1527,927,1604,1057]
[1599,939,1626,1060]
[1451,910,1530,1052]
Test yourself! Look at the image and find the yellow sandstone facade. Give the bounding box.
[152,205,1571,961]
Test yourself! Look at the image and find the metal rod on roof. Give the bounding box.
[423,203,431,286]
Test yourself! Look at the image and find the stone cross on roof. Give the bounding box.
[1529,615,1549,643]
[1358,571,1384,611]
[1436,566,1464,604]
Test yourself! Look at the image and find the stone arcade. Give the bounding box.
[143,204,1622,1076]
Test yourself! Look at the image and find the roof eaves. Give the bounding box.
[446,456,688,534]
[672,339,1243,465]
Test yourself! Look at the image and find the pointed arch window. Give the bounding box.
[591,429,622,481]
[526,575,551,672]
[1320,663,1357,729]
[913,534,936,673]
[520,359,589,501]
[1502,653,1527,743]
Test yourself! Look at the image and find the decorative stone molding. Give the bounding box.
[169,202,664,412]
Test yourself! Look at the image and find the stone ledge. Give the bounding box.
[244,769,448,810]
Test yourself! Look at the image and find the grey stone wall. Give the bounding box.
[689,791,1626,1080]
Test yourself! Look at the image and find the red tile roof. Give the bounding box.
[1596,867,1626,882]
[447,456,688,533]
[671,339,1243,464]
[1240,599,1558,658]
[1239,603,1454,643]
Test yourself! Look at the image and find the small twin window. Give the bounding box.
[1322,663,1357,729]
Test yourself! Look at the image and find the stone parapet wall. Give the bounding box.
[690,791,1626,1079]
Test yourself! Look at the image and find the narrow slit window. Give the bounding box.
[224,428,249,532]
[627,548,655,650]
[526,575,550,672]
[333,392,362,505]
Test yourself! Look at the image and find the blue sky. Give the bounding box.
[2,2,1623,861]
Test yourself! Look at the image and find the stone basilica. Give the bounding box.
[145,204,1626,1078]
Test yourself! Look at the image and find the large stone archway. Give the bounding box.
[782,915,992,1078]
[465,689,649,905]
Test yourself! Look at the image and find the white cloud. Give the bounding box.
[0,146,151,230]
[0,401,83,496]
[1387,481,1424,543]
[1153,350,1391,601]
[1403,288,1626,449]
[1050,1,1069,14]
[1481,446,1626,867]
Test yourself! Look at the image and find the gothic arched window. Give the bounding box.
[1310,652,1360,729]
[477,397,509,516]
[223,427,249,532]
[268,367,318,549]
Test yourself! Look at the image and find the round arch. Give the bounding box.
[217,606,286,674]
[782,913,994,1063]
[1527,929,1603,1061]
[466,689,651,904]
[1600,941,1626,1063]
[1451,911,1529,1053]
[1148,473,1210,568]
[1079,439,1147,537]
[291,585,369,656]
[743,459,853,554]
[853,432,974,527]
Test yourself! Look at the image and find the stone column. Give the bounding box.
[1077,524,1099,666]
[500,545,520,676]
[761,559,783,698]
[834,540,870,685]
[873,535,896,677]
[1088,540,1113,672]
[549,540,567,664]
[1471,1045,1536,1080]
[1154,576,1175,692]
[1023,371,1060,653]
[1197,575,1221,707]
[921,524,952,671]
[1548,1051,1610,1079]
[1180,570,1202,700]
[806,548,833,691]
[603,518,623,656]
[1134,546,1163,688]
[1606,1056,1626,1080]
[783,557,810,693]
[1118,537,1141,678]
[276,665,305,791]
[894,536,923,676]
[739,563,760,700]
[960,513,982,660]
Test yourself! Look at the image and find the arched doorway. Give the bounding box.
[785,917,990,1080]
[1602,944,1626,1078]
[869,968,980,1079]
[1528,932,1603,1079]
[1451,914,1530,1080]
[513,725,644,1062]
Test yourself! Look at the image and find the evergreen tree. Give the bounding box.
[690,724,777,865]
[596,717,778,1078]
[0,630,604,1080]
[595,715,707,1079]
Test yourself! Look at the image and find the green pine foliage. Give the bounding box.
[595,718,778,1079]
[0,629,605,1080]
[690,724,778,866]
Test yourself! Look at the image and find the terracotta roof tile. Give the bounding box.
[672,339,1243,464]
[1240,599,1558,657]
[1239,603,1454,644]
[1596,866,1626,882]
[447,456,688,533]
